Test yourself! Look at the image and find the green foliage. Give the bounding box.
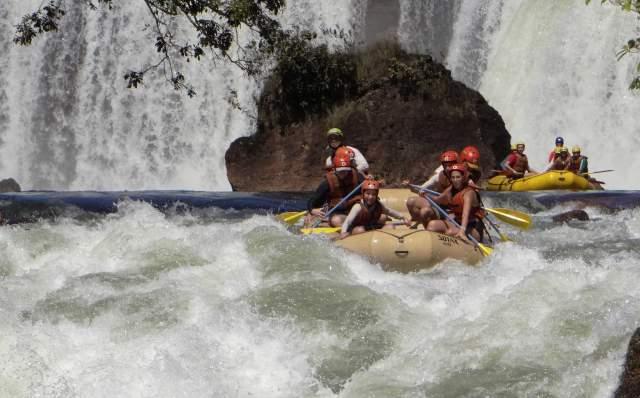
[266,31,358,124]
[15,0,290,96]
[586,0,640,90]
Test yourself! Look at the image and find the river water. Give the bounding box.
[1,194,639,397]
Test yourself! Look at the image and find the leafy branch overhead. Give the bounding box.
[14,0,296,96]
[586,0,640,89]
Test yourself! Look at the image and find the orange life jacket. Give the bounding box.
[353,200,384,227]
[326,169,361,209]
[447,186,484,223]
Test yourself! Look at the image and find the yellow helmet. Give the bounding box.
[572,145,581,153]
[554,146,563,154]
[510,144,517,150]
[560,146,569,153]
[326,127,344,138]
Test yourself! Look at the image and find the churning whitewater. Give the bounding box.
[1,198,639,396]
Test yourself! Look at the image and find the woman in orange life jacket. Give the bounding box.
[325,128,369,175]
[339,178,412,239]
[307,152,365,227]
[402,150,459,228]
[426,163,486,242]
[544,146,571,171]
[460,145,482,184]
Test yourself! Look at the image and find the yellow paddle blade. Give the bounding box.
[484,208,532,230]
[477,243,493,257]
[275,211,307,225]
[300,227,340,235]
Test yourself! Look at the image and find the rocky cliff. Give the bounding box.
[225,41,510,192]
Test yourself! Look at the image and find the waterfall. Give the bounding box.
[399,0,639,189]
[0,1,363,190]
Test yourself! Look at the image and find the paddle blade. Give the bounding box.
[276,211,307,225]
[484,208,532,230]
[300,227,341,235]
[477,243,493,256]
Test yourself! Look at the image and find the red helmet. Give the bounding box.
[449,163,468,177]
[361,177,380,193]
[460,146,480,163]
[333,154,352,170]
[440,150,459,163]
[335,146,354,160]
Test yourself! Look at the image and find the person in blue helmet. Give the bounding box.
[548,136,564,162]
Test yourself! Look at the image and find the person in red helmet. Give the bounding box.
[325,127,369,175]
[502,141,537,178]
[307,152,366,227]
[339,177,411,239]
[402,150,459,228]
[426,163,486,242]
[460,145,482,183]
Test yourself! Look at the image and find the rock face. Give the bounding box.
[616,328,640,398]
[226,42,510,192]
[0,178,21,193]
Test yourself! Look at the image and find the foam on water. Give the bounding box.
[1,202,639,396]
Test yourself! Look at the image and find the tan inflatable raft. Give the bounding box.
[378,188,416,214]
[334,225,484,273]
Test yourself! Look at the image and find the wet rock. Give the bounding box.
[615,328,640,398]
[0,178,21,193]
[551,209,589,223]
[226,42,510,191]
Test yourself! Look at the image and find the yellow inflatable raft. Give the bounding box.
[334,225,483,273]
[485,171,596,191]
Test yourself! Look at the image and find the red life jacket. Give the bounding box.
[512,153,529,173]
[353,200,384,227]
[326,169,361,209]
[447,186,484,223]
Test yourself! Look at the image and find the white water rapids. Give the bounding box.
[1,1,640,396]
[1,199,639,396]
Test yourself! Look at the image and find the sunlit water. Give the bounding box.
[1,197,638,397]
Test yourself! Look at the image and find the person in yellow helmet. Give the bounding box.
[567,145,589,175]
[545,146,571,171]
[324,128,369,175]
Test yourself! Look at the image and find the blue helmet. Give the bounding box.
[555,136,564,145]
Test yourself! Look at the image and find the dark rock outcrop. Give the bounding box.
[0,178,21,193]
[226,42,510,191]
[616,328,640,397]
[551,209,590,223]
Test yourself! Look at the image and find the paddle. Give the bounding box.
[422,195,493,256]
[579,169,613,175]
[300,227,340,235]
[483,214,511,242]
[309,181,365,229]
[275,210,308,225]
[409,185,532,230]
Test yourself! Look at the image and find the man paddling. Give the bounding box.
[307,153,365,227]
[502,141,537,178]
[324,128,369,175]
